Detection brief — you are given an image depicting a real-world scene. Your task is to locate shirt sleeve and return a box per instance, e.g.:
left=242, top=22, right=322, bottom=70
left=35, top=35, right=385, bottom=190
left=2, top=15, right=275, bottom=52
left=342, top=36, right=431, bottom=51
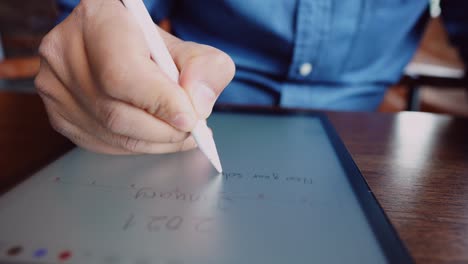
left=441, top=0, right=468, bottom=66
left=55, top=0, right=174, bottom=23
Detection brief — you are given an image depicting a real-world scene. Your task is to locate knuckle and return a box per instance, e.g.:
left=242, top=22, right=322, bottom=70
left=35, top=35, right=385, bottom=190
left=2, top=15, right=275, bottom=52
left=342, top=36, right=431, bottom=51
left=48, top=113, right=67, bottom=136
left=145, top=90, right=195, bottom=131
left=34, top=72, right=54, bottom=99
left=42, top=101, right=87, bottom=147
left=169, top=131, right=189, bottom=144
left=145, top=93, right=167, bottom=118
left=48, top=113, right=86, bottom=148
left=38, top=30, right=59, bottom=60
left=121, top=136, right=142, bottom=152
left=149, top=100, right=164, bottom=117
left=153, top=100, right=177, bottom=123
left=34, top=73, right=47, bottom=95
left=101, top=104, right=126, bottom=134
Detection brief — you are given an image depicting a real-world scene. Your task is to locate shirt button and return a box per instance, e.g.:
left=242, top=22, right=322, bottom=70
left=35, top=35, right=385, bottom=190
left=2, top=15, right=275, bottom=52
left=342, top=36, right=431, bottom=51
left=299, top=63, right=313, bottom=77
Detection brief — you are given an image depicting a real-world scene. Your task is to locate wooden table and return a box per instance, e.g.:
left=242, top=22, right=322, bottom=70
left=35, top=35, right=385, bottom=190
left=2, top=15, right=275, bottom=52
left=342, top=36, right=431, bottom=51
left=1, top=91, right=468, bottom=264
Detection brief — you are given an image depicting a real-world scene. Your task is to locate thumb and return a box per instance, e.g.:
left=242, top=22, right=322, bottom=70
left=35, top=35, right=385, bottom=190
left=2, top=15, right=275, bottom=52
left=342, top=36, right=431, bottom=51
left=160, top=31, right=236, bottom=119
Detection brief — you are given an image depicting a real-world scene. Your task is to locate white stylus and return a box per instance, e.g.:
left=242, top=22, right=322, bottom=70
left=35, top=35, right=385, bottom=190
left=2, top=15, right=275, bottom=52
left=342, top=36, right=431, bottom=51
left=122, top=0, right=223, bottom=173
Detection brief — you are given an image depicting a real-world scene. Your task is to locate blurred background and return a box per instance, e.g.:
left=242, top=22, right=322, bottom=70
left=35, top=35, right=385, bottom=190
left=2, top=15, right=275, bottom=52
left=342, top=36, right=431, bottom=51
left=0, top=0, right=467, bottom=116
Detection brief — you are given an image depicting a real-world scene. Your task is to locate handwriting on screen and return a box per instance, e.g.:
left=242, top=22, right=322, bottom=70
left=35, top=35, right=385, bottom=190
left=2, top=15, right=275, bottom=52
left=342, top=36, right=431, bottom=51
left=134, top=172, right=312, bottom=202
left=50, top=172, right=313, bottom=205
left=49, top=170, right=315, bottom=235
left=122, top=214, right=214, bottom=234
left=118, top=172, right=313, bottom=236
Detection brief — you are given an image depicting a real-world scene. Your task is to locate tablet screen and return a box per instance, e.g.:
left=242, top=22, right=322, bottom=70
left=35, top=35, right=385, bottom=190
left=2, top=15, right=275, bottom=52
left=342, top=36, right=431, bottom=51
left=0, top=111, right=409, bottom=263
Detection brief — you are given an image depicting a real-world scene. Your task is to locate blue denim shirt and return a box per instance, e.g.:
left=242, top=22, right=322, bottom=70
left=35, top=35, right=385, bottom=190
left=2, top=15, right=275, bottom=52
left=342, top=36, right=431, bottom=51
left=57, top=0, right=468, bottom=111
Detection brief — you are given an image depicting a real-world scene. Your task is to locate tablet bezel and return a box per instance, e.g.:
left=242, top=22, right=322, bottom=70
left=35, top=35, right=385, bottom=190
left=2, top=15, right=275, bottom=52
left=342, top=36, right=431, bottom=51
left=213, top=106, right=413, bottom=264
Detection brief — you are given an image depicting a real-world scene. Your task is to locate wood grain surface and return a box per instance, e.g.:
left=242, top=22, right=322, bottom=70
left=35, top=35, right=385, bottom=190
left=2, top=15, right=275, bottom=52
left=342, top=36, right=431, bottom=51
left=329, top=111, right=468, bottom=263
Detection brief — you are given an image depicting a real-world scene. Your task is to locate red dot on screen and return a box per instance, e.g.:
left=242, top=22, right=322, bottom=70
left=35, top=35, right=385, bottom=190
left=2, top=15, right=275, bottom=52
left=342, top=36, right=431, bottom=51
left=58, top=250, right=72, bottom=261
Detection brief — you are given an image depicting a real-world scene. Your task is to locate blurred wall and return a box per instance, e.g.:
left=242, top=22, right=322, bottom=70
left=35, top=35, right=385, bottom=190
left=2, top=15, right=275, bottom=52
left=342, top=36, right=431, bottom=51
left=0, top=0, right=57, bottom=57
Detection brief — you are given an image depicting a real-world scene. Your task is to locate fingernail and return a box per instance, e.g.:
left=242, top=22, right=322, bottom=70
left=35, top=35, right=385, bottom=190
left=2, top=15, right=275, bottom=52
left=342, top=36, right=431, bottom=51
left=193, top=82, right=216, bottom=118
left=172, top=112, right=195, bottom=131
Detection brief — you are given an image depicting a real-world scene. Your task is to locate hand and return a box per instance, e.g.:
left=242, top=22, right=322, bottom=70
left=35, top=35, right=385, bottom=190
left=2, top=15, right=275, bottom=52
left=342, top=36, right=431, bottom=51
left=35, top=0, right=235, bottom=154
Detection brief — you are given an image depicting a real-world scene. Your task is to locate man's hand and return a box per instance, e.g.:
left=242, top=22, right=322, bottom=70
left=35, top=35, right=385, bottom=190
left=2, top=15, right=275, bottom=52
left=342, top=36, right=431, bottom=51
left=35, top=0, right=235, bottom=154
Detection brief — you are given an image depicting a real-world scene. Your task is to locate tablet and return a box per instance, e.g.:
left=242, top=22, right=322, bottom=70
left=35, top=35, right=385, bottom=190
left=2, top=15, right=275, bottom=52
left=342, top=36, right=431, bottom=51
left=0, top=108, right=412, bottom=264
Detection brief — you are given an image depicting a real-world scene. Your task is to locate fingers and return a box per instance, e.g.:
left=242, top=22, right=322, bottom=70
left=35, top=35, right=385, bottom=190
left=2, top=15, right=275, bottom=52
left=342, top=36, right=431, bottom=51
left=160, top=30, right=236, bottom=119
left=43, top=103, right=133, bottom=155
left=36, top=59, right=196, bottom=154
left=45, top=100, right=197, bottom=154
left=96, top=99, right=190, bottom=143
left=43, top=91, right=198, bottom=154
left=92, top=58, right=197, bottom=132
left=36, top=0, right=232, bottom=156
left=38, top=0, right=113, bottom=115
left=81, top=1, right=197, bottom=132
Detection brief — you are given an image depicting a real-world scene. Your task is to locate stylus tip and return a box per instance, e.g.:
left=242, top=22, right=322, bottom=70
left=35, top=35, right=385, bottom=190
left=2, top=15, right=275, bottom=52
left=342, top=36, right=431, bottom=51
left=211, top=155, right=223, bottom=173
left=191, top=121, right=223, bottom=174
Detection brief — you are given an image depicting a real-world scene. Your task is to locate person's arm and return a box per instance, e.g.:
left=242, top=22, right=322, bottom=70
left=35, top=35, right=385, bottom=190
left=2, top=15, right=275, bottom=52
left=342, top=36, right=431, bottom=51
left=441, top=0, right=468, bottom=65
